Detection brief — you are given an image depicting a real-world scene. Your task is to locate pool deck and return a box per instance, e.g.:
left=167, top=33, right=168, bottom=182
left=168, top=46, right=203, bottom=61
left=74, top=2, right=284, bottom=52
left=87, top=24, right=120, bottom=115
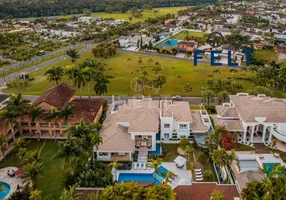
left=0, top=167, right=24, bottom=199
left=116, top=162, right=192, bottom=189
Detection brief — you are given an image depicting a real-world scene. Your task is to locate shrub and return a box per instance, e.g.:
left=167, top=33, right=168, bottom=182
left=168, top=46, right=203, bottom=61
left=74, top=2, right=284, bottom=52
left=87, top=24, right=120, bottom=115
left=179, top=138, right=190, bottom=150
left=203, top=170, right=214, bottom=181
left=221, top=133, right=235, bottom=150
left=198, top=154, right=209, bottom=165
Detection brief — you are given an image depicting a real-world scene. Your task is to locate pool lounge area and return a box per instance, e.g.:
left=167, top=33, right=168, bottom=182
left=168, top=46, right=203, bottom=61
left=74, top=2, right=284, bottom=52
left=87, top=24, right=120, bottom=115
left=159, top=39, right=178, bottom=47
left=116, top=162, right=192, bottom=188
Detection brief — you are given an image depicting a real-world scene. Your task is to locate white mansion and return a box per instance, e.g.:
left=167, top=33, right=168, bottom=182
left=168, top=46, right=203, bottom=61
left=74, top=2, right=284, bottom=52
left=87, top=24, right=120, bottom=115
left=215, top=93, right=286, bottom=145
left=96, top=98, right=211, bottom=162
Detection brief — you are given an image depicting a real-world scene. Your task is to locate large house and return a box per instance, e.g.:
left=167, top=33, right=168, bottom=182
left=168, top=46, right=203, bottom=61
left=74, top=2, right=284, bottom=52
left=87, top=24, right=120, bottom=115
left=0, top=83, right=104, bottom=154
left=118, top=35, right=153, bottom=49
left=175, top=40, right=198, bottom=54
left=96, top=98, right=211, bottom=162
left=215, top=93, right=286, bottom=146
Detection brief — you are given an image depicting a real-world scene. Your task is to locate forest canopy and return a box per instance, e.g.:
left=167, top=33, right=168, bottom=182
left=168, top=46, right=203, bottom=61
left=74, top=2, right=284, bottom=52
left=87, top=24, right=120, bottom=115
left=0, top=0, right=215, bottom=19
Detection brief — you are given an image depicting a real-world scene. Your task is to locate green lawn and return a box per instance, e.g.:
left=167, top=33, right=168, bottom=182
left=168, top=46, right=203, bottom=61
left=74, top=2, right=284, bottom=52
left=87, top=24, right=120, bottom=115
left=0, top=140, right=65, bottom=200
left=171, top=30, right=207, bottom=40
left=252, top=49, right=278, bottom=64
left=2, top=51, right=256, bottom=96
left=235, top=143, right=255, bottom=151
left=91, top=7, right=188, bottom=23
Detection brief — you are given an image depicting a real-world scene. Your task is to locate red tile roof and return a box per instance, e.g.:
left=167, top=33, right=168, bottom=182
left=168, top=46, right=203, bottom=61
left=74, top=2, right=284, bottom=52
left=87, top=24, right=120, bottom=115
left=33, top=83, right=76, bottom=109
left=68, top=99, right=104, bottom=123
left=174, top=183, right=240, bottom=200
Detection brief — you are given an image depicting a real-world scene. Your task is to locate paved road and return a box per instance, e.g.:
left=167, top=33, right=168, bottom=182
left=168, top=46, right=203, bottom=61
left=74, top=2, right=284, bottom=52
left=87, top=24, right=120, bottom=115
left=0, top=42, right=97, bottom=85
left=21, top=95, right=219, bottom=105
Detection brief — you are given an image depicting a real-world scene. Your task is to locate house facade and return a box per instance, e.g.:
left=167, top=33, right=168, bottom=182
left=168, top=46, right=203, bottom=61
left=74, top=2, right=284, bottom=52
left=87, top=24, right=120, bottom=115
left=215, top=93, right=286, bottom=145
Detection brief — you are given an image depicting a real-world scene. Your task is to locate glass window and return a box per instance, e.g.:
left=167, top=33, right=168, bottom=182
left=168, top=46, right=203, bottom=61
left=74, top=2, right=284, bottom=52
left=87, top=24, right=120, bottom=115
left=164, top=133, right=169, bottom=139
left=179, top=124, right=188, bottom=129
left=164, top=124, right=170, bottom=128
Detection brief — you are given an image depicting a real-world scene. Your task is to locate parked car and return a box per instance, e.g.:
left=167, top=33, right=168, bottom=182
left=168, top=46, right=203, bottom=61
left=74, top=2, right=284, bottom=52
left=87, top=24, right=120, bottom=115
left=172, top=95, right=182, bottom=100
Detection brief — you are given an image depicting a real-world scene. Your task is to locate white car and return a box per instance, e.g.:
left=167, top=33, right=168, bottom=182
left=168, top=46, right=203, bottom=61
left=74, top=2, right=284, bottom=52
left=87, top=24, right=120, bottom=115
left=172, top=95, right=182, bottom=100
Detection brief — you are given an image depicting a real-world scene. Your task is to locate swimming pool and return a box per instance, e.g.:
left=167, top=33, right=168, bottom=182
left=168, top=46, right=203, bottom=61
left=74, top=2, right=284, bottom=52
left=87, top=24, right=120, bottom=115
left=118, top=166, right=169, bottom=185
left=160, top=39, right=178, bottom=47
left=148, top=144, right=161, bottom=155
left=0, top=181, right=10, bottom=200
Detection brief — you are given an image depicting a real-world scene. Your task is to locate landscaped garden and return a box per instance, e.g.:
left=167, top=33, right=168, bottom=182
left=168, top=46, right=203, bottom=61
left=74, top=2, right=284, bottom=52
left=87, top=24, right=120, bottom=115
left=0, top=140, right=65, bottom=199
left=2, top=51, right=256, bottom=96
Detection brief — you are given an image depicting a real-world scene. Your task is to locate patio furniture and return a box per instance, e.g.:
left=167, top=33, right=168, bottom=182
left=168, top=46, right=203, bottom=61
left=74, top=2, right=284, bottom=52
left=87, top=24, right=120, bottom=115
left=141, top=142, right=147, bottom=147
left=258, top=154, right=264, bottom=159
left=141, top=163, right=145, bottom=170
left=195, top=172, right=202, bottom=175
left=195, top=175, right=202, bottom=178
left=138, top=163, right=142, bottom=170
left=134, top=163, right=138, bottom=170
left=274, top=153, right=280, bottom=157
left=195, top=169, right=202, bottom=172
left=196, top=178, right=203, bottom=182
left=147, top=142, right=152, bottom=148
left=174, top=156, right=187, bottom=168
left=143, top=163, right=147, bottom=170
left=7, top=169, right=15, bottom=177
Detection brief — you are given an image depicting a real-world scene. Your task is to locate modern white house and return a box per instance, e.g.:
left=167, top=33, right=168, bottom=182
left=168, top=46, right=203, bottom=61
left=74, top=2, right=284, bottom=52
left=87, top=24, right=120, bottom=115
left=160, top=101, right=211, bottom=143
left=215, top=93, right=286, bottom=145
left=118, top=35, right=153, bottom=49
left=96, top=98, right=212, bottom=162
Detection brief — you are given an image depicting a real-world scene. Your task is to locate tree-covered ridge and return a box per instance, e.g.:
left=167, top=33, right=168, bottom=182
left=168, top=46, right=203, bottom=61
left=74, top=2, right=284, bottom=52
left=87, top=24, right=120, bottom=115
left=0, top=0, right=215, bottom=19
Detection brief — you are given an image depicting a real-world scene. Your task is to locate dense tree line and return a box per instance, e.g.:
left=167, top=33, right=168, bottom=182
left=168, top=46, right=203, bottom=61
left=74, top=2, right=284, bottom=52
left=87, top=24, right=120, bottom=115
left=0, top=0, right=215, bottom=19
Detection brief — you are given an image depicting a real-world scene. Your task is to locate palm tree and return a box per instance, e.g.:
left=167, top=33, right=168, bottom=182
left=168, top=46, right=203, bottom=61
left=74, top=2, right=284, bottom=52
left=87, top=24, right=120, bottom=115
left=218, top=90, right=230, bottom=104
left=147, top=158, right=163, bottom=183
left=57, top=105, right=74, bottom=126
left=45, top=66, right=64, bottom=85
left=0, top=108, right=20, bottom=140
left=65, top=65, right=77, bottom=85
left=183, top=83, right=193, bottom=97
left=94, top=73, right=109, bottom=97
left=86, top=192, right=100, bottom=200
left=28, top=105, right=45, bottom=141
left=108, top=162, right=122, bottom=177
left=127, top=57, right=132, bottom=67
left=73, top=68, right=86, bottom=99
left=164, top=171, right=175, bottom=184
left=45, top=108, right=59, bottom=139
left=66, top=49, right=80, bottom=63
left=0, top=135, right=7, bottom=157
left=60, top=185, right=82, bottom=200
left=82, top=67, right=96, bottom=99
left=4, top=93, right=30, bottom=114
left=21, top=161, right=43, bottom=189
left=201, top=89, right=215, bottom=107
left=29, top=189, right=42, bottom=200
left=185, top=145, right=195, bottom=163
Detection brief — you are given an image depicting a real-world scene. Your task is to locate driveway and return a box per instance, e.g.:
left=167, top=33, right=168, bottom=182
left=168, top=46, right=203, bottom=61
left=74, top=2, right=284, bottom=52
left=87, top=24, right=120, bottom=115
left=176, top=53, right=186, bottom=58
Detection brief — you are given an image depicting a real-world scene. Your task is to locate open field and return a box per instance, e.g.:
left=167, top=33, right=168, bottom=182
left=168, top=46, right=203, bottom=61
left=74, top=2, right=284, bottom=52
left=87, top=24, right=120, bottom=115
left=0, top=140, right=65, bottom=199
left=252, top=49, right=278, bottom=64
left=92, top=7, right=188, bottom=23
left=171, top=30, right=207, bottom=40
left=2, top=51, right=257, bottom=96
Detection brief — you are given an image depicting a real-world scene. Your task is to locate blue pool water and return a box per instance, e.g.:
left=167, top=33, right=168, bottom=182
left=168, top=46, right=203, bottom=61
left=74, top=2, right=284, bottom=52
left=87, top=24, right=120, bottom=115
left=160, top=39, right=178, bottom=47
left=118, top=166, right=169, bottom=185
left=148, top=144, right=161, bottom=155
left=0, top=181, right=10, bottom=200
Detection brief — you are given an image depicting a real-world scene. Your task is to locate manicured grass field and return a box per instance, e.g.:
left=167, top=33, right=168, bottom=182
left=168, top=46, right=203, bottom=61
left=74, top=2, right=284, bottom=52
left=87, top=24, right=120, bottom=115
left=252, top=49, right=278, bottom=64
left=171, top=30, right=207, bottom=40
left=91, top=7, right=188, bottom=23
left=0, top=140, right=65, bottom=200
left=2, top=51, right=255, bottom=96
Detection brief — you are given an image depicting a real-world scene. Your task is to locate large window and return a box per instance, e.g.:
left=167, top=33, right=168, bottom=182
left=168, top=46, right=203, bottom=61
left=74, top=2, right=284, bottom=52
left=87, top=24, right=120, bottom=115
left=164, top=133, right=169, bottom=139
left=164, top=124, right=170, bottom=128
left=179, top=124, right=188, bottom=129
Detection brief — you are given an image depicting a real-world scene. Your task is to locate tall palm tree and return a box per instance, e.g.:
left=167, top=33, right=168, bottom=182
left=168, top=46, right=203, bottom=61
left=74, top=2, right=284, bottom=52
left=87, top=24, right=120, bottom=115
left=94, top=73, right=109, bottom=97
left=185, top=145, right=195, bottom=163
left=0, top=135, right=7, bottom=157
left=201, top=89, right=215, bottom=107
left=66, top=49, right=80, bottom=63
left=82, top=67, right=97, bottom=99
left=4, top=93, right=31, bottom=115
left=28, top=105, right=45, bottom=141
left=147, top=158, right=163, bottom=183
left=57, top=105, right=74, bottom=126
left=45, top=66, right=64, bottom=85
left=164, top=171, right=175, bottom=184
left=65, top=65, right=77, bottom=85
left=73, top=68, right=86, bottom=99
left=218, top=90, right=230, bottom=104
left=211, top=189, right=224, bottom=200
left=0, top=108, right=20, bottom=140
left=21, top=161, right=43, bottom=189
left=183, top=83, right=193, bottom=97
left=45, top=108, right=59, bottom=139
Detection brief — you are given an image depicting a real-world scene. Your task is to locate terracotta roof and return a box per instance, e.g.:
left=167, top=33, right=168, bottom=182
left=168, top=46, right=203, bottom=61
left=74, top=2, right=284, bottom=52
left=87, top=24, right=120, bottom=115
left=216, top=105, right=239, bottom=118
left=33, top=83, right=76, bottom=109
left=174, top=183, right=240, bottom=200
left=68, top=99, right=104, bottom=123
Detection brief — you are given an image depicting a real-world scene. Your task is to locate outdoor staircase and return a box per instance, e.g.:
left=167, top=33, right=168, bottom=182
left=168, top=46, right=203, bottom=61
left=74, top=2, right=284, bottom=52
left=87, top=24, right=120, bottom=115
left=138, top=151, right=148, bottom=162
